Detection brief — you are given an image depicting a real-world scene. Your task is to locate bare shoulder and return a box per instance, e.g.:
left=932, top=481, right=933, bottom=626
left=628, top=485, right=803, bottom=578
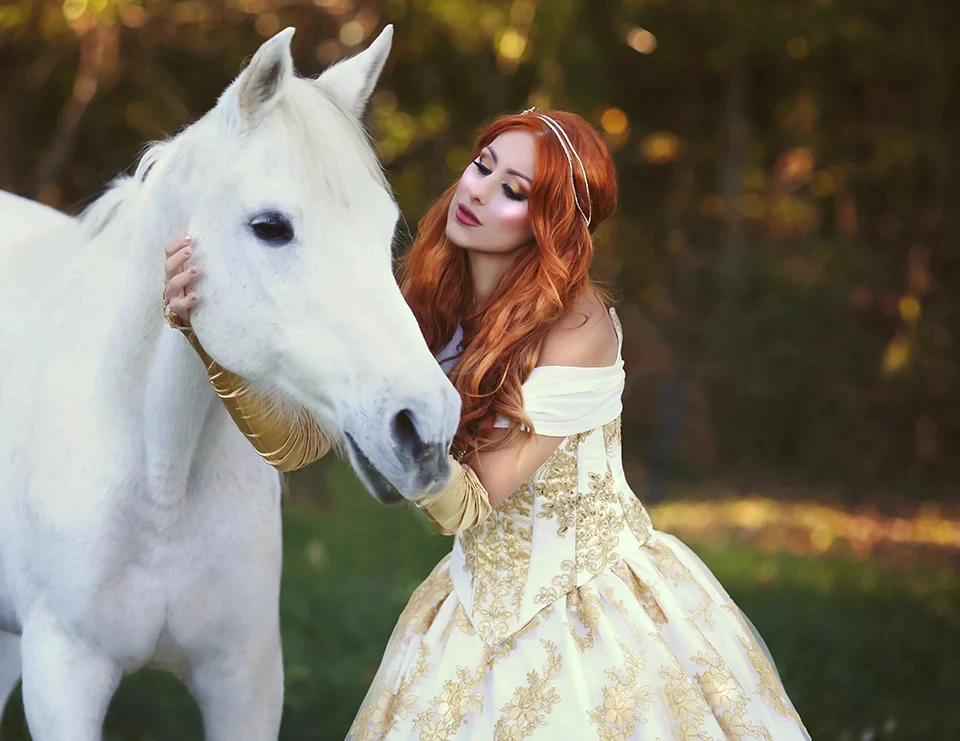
left=537, top=293, right=619, bottom=369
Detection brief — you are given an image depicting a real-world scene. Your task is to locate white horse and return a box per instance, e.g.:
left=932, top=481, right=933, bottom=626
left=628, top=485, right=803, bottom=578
left=0, top=25, right=460, bottom=740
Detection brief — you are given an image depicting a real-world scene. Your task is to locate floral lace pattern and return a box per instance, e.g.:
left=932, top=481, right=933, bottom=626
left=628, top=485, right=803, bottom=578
left=451, top=424, right=654, bottom=646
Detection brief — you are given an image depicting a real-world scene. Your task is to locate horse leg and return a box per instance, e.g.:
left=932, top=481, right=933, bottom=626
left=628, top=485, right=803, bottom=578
left=188, top=629, right=284, bottom=741
left=19, top=615, right=120, bottom=741
left=0, top=631, right=22, bottom=734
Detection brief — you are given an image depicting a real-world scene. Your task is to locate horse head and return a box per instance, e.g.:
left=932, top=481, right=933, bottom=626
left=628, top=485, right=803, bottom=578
left=137, top=27, right=460, bottom=503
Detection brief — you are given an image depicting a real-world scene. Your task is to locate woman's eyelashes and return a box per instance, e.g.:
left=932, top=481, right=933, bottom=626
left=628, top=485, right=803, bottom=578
left=503, top=185, right=527, bottom=202
left=472, top=159, right=529, bottom=202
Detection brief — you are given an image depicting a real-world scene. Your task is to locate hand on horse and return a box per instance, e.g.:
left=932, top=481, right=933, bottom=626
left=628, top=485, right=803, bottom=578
left=163, top=234, right=199, bottom=326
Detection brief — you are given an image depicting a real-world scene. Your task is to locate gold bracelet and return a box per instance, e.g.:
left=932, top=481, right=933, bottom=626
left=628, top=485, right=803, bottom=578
left=162, top=281, right=188, bottom=330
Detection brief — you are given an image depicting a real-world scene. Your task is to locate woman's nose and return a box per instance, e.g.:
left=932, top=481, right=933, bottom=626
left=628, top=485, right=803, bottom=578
left=468, top=178, right=492, bottom=204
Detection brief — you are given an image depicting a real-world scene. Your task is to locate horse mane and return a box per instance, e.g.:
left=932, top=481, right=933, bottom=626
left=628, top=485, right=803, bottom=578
left=76, top=176, right=136, bottom=240
left=77, top=139, right=173, bottom=241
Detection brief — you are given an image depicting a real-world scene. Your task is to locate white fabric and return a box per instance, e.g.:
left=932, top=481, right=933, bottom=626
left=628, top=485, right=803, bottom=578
left=434, top=322, right=464, bottom=374
left=433, top=309, right=626, bottom=436
left=493, top=307, right=625, bottom=436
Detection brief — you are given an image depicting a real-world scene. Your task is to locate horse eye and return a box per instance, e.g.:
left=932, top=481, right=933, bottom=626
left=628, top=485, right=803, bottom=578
left=249, top=212, right=294, bottom=245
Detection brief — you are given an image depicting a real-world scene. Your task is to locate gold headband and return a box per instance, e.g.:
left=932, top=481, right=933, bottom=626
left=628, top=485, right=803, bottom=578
left=522, top=107, right=592, bottom=226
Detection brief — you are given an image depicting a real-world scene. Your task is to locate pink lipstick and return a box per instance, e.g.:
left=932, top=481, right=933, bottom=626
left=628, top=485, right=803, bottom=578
left=455, top=204, right=482, bottom=227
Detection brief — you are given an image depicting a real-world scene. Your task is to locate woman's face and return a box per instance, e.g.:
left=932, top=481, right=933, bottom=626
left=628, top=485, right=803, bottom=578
left=445, top=129, right=535, bottom=253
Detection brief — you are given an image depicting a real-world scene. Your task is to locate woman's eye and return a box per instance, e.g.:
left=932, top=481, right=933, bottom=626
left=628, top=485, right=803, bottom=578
left=473, top=159, right=492, bottom=176
left=503, top=185, right=527, bottom=202
left=249, top=212, right=295, bottom=245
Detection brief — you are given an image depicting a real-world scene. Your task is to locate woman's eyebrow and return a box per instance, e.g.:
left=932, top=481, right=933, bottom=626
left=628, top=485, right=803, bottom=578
left=487, top=146, right=532, bottom=182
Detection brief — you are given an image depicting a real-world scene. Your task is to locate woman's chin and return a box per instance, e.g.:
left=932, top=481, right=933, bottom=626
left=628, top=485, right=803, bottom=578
left=445, top=222, right=470, bottom=248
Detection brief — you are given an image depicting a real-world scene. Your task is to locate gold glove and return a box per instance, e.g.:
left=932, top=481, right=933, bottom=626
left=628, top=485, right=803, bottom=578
left=415, top=458, right=492, bottom=535
left=163, top=294, right=332, bottom=472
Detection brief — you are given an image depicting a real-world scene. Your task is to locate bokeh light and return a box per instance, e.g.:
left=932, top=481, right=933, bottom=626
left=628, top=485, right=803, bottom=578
left=339, top=19, right=365, bottom=46
left=640, top=131, right=682, bottom=164
left=627, top=27, right=657, bottom=54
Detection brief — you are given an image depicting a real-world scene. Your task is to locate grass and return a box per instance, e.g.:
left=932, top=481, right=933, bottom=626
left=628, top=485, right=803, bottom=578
left=2, top=460, right=958, bottom=740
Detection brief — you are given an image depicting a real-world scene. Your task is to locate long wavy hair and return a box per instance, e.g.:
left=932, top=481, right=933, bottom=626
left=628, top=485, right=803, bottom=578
left=399, top=110, right=618, bottom=456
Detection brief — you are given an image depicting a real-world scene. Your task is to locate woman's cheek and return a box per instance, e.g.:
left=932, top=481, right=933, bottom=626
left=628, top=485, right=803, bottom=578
left=492, top=202, right=530, bottom=234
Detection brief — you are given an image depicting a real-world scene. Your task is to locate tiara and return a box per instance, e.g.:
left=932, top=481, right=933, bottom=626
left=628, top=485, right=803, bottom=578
left=521, top=106, right=592, bottom=226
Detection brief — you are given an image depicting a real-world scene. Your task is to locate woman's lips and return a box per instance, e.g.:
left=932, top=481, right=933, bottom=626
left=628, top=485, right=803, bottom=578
left=456, top=204, right=482, bottom=227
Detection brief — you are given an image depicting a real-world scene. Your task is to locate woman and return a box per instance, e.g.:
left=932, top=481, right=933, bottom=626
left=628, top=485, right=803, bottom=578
left=163, top=109, right=809, bottom=740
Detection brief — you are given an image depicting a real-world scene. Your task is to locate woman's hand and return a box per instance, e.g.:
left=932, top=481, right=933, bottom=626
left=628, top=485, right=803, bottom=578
left=163, top=234, right=199, bottom=326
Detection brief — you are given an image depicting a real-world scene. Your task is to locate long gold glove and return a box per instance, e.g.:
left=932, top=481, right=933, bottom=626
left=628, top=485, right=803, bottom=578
left=163, top=298, right=332, bottom=472
left=415, top=458, right=492, bottom=535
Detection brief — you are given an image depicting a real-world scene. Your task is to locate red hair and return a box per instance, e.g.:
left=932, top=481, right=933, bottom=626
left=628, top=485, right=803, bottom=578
left=399, top=110, right=618, bottom=456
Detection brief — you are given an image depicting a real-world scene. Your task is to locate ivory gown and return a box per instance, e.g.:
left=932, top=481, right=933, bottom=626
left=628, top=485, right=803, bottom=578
left=347, top=309, right=809, bottom=741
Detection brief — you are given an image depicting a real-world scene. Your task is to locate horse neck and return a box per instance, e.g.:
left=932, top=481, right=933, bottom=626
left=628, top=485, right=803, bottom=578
left=94, top=206, right=234, bottom=502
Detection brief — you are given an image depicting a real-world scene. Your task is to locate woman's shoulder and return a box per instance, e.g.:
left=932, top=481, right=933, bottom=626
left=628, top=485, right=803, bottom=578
left=536, top=293, right=619, bottom=369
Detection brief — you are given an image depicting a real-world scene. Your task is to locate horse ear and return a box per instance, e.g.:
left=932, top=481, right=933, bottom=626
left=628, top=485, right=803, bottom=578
left=223, top=27, right=295, bottom=128
left=315, top=25, right=393, bottom=118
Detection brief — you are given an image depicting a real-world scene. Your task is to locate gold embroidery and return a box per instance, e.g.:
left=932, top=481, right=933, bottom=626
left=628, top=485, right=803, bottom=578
left=602, top=415, right=622, bottom=456
left=484, top=605, right=553, bottom=669
left=412, top=662, right=484, bottom=740
left=566, top=586, right=602, bottom=652
left=647, top=632, right=712, bottom=736
left=577, top=466, right=625, bottom=578
left=458, top=482, right=534, bottom=645
left=647, top=540, right=702, bottom=589
left=396, top=558, right=453, bottom=636
left=385, top=556, right=453, bottom=665
left=569, top=429, right=595, bottom=446
left=494, top=639, right=563, bottom=741
left=686, top=598, right=717, bottom=632
left=619, top=485, right=653, bottom=544
left=587, top=639, right=657, bottom=740
left=610, top=561, right=668, bottom=625
left=535, top=436, right=581, bottom=536
left=452, top=604, right=476, bottom=636
left=349, top=642, right=432, bottom=741
left=723, top=605, right=806, bottom=728
left=440, top=602, right=477, bottom=644
left=692, top=650, right=772, bottom=740
left=533, top=558, right=576, bottom=606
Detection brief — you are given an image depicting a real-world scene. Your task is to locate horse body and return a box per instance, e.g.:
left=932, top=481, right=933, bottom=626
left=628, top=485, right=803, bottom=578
left=0, top=26, right=459, bottom=740
left=1, top=192, right=287, bottom=740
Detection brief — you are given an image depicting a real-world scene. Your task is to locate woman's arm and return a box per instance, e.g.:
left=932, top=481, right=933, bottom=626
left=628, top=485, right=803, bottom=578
left=463, top=430, right=565, bottom=508
left=163, top=235, right=332, bottom=471
left=466, top=295, right=620, bottom=508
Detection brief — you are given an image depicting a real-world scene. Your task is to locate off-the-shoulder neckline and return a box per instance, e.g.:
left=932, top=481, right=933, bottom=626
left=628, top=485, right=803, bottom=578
left=529, top=307, right=623, bottom=373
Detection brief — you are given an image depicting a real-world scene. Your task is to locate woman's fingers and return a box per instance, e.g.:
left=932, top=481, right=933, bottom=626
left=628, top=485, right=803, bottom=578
left=168, top=293, right=197, bottom=322
left=167, top=264, right=199, bottom=293
left=165, top=233, right=191, bottom=257
left=165, top=242, right=193, bottom=282
left=163, top=234, right=198, bottom=325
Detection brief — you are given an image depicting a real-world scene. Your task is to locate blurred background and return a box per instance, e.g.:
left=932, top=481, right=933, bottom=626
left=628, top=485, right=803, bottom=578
left=2, top=0, right=958, bottom=739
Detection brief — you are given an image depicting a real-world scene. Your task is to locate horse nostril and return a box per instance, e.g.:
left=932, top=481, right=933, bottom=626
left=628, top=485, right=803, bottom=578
left=391, top=408, right=427, bottom=463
